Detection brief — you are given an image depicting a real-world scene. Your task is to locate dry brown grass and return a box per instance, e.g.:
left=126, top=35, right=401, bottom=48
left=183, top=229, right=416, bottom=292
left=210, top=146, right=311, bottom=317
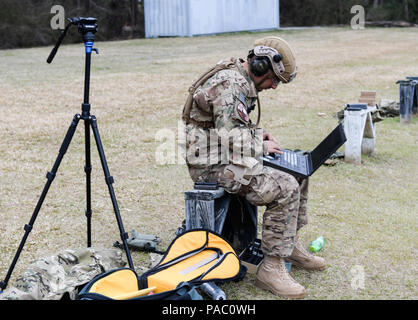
left=0, top=27, right=417, bottom=300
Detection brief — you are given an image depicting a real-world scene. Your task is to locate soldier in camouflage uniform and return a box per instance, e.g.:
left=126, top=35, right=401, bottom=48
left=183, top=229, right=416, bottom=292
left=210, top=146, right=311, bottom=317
left=182, top=36, right=325, bottom=299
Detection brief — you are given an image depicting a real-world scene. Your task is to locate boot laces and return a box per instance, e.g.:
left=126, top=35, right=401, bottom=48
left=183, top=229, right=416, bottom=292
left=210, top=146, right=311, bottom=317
left=262, top=257, right=301, bottom=286
left=277, top=259, right=298, bottom=284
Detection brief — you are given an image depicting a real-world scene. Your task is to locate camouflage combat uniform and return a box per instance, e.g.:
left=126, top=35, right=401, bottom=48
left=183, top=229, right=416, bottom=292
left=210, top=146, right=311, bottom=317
left=183, top=58, right=309, bottom=258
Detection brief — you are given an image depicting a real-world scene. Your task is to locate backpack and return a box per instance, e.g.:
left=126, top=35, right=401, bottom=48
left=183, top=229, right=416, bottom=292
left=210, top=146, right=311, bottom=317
left=77, top=229, right=246, bottom=300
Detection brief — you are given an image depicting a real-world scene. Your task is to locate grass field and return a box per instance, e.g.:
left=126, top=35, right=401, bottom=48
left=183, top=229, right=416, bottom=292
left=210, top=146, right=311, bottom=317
left=0, top=27, right=417, bottom=300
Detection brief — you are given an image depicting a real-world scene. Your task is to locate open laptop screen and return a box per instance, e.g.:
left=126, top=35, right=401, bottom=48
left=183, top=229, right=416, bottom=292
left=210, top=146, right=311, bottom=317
left=310, top=124, right=346, bottom=172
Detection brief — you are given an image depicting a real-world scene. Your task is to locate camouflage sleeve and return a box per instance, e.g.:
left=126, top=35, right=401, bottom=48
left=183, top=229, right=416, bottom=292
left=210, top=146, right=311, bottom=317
left=210, top=71, right=263, bottom=167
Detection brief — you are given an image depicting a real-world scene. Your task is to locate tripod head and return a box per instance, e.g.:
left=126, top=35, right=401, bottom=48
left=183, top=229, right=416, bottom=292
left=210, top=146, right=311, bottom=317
left=46, top=16, right=99, bottom=111
left=47, top=17, right=98, bottom=64
left=71, top=17, right=98, bottom=41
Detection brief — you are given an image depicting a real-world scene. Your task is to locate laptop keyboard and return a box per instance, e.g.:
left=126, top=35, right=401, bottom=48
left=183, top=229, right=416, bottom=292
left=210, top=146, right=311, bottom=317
left=262, top=124, right=346, bottom=178
left=265, top=150, right=307, bottom=171
left=282, top=151, right=298, bottom=167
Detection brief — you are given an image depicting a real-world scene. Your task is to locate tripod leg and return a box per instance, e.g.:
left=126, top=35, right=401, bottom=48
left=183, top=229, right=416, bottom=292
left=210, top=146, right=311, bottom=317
left=83, top=114, right=92, bottom=247
left=90, top=115, right=134, bottom=269
left=0, top=114, right=81, bottom=291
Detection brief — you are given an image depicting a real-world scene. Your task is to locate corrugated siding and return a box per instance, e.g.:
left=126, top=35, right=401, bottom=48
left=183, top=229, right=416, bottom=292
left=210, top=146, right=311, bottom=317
left=144, top=0, right=191, bottom=38
left=144, top=0, right=279, bottom=38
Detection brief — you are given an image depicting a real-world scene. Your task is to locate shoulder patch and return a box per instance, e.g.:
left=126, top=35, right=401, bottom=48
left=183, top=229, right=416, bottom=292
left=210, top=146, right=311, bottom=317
left=238, top=92, right=247, bottom=108
left=237, top=103, right=249, bottom=122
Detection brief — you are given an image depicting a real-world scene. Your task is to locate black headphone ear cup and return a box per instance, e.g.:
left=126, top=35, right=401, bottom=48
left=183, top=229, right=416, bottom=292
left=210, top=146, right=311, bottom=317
left=273, top=53, right=283, bottom=63
left=251, top=57, right=270, bottom=76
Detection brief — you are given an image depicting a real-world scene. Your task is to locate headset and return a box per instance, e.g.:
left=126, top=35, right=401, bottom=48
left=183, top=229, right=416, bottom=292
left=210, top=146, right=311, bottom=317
left=248, top=47, right=283, bottom=77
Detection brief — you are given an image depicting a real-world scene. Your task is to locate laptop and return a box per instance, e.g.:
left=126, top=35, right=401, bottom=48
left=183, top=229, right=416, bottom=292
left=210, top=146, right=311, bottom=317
left=262, top=123, right=347, bottom=178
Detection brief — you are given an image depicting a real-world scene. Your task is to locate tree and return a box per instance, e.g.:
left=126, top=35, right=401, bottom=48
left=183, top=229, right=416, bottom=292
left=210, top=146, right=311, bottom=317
left=403, top=0, right=409, bottom=21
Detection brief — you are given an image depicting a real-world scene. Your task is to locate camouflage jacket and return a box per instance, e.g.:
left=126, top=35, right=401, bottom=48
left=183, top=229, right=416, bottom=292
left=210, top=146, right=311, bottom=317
left=183, top=58, right=267, bottom=182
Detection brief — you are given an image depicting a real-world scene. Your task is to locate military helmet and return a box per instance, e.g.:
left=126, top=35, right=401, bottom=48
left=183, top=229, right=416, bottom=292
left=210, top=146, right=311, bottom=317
left=253, top=36, right=297, bottom=83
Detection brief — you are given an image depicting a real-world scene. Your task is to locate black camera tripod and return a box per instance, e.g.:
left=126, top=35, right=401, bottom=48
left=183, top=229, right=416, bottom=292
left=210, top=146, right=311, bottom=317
left=0, top=17, right=134, bottom=291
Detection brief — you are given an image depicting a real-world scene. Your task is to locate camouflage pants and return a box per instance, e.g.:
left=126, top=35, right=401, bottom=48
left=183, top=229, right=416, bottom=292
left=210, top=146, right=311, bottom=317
left=242, top=166, right=308, bottom=258
left=189, top=165, right=309, bottom=258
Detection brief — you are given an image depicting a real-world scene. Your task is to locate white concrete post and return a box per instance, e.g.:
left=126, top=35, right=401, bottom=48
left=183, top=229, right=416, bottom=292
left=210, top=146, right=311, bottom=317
left=343, top=106, right=376, bottom=165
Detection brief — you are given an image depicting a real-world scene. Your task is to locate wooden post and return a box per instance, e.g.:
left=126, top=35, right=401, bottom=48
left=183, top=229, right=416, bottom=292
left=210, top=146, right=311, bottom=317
left=359, top=90, right=376, bottom=106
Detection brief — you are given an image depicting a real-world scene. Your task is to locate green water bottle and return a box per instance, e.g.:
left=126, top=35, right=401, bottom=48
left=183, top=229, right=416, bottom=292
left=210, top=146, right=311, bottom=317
left=309, top=236, right=325, bottom=252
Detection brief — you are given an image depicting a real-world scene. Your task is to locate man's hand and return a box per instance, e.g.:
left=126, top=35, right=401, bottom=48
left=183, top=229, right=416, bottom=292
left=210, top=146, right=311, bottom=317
left=263, top=132, right=278, bottom=143
left=265, top=140, right=283, bottom=155
left=263, top=132, right=282, bottom=154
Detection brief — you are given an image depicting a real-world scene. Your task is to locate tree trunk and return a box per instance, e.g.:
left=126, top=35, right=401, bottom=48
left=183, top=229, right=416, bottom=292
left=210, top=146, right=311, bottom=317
left=131, top=0, right=139, bottom=27
left=85, top=0, right=90, bottom=14
left=338, top=0, right=343, bottom=25
left=403, top=0, right=409, bottom=21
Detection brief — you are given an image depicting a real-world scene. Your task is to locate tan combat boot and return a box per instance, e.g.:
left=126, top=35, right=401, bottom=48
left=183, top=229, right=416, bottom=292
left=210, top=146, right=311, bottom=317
left=286, top=237, right=326, bottom=271
left=255, top=256, right=306, bottom=299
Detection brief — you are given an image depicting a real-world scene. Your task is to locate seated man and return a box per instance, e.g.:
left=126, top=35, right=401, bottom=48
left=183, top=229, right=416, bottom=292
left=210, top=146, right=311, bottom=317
left=181, top=36, right=325, bottom=299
